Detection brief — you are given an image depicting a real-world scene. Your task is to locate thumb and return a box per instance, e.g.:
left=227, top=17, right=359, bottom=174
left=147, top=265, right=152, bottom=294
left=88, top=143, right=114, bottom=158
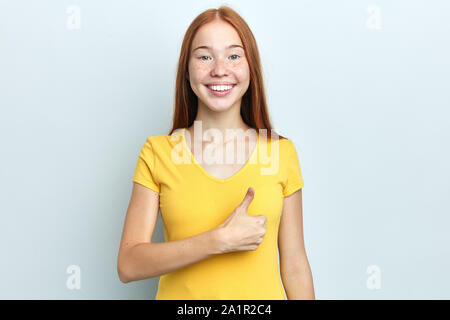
left=239, top=187, right=254, bottom=212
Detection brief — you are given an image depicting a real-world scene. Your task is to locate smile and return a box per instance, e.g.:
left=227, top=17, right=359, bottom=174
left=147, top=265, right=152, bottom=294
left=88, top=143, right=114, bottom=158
left=205, top=84, right=235, bottom=97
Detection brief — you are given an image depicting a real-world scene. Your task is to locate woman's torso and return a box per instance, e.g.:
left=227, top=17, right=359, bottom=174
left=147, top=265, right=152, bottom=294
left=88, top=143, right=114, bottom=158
left=134, top=127, right=297, bottom=300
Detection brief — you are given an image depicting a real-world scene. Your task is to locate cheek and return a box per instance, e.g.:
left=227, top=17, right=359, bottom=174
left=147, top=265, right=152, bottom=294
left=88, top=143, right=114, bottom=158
left=230, top=58, right=250, bottom=81
left=190, top=64, right=210, bottom=81
left=189, top=65, right=207, bottom=96
left=234, top=64, right=250, bottom=84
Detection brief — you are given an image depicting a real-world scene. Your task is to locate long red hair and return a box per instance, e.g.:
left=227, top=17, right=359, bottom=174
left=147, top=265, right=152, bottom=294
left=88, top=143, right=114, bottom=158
left=168, top=5, right=286, bottom=141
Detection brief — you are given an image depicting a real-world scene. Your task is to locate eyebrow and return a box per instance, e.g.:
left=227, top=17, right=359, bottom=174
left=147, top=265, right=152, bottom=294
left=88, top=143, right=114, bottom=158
left=192, top=44, right=244, bottom=52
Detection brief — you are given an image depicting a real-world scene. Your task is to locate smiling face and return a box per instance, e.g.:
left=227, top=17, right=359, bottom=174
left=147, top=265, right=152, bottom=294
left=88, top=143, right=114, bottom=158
left=187, top=19, right=250, bottom=113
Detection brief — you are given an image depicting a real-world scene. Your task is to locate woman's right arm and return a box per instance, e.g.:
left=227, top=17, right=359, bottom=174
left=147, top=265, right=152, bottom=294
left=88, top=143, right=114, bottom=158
left=117, top=182, right=224, bottom=283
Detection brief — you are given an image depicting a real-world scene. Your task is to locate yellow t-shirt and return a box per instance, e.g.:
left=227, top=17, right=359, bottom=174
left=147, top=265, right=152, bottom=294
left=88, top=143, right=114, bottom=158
left=132, top=128, right=304, bottom=300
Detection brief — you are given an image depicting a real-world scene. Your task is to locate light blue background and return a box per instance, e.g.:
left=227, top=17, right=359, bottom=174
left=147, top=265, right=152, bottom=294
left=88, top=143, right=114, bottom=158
left=1, top=0, right=449, bottom=299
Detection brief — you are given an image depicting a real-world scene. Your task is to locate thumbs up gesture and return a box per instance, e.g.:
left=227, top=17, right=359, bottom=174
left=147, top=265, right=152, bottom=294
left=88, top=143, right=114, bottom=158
left=215, top=187, right=267, bottom=253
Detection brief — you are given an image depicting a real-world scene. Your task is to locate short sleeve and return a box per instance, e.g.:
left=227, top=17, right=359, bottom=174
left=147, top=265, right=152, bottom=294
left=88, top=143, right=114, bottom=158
left=132, top=138, right=160, bottom=193
left=282, top=139, right=304, bottom=197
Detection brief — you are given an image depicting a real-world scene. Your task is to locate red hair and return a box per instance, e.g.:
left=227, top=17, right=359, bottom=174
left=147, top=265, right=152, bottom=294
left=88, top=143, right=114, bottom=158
left=168, top=5, right=286, bottom=141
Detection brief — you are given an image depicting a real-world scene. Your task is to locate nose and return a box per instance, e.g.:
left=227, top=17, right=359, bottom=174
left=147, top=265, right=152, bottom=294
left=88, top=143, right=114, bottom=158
left=211, top=57, right=228, bottom=77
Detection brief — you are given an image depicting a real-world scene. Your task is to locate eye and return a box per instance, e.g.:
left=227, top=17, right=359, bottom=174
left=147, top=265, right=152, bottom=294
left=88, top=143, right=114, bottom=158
left=199, top=56, right=211, bottom=61
left=229, top=54, right=240, bottom=60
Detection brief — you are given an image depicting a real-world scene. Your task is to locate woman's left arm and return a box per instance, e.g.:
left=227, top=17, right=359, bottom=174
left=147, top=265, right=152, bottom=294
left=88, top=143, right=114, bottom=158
left=278, top=188, right=315, bottom=300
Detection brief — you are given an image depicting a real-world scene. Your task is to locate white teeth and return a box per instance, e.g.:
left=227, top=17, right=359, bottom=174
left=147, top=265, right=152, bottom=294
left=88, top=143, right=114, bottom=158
left=208, top=85, right=233, bottom=91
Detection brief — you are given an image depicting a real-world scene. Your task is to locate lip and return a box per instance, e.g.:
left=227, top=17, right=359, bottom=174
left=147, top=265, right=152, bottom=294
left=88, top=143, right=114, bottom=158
left=206, top=82, right=236, bottom=85
left=205, top=84, right=236, bottom=97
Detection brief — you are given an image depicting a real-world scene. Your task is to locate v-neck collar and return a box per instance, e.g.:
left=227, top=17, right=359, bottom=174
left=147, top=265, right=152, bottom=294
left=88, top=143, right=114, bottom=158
left=180, top=127, right=259, bottom=183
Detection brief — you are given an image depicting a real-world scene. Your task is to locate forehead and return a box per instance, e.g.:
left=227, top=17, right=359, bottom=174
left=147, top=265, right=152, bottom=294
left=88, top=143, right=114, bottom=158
left=191, top=20, right=243, bottom=49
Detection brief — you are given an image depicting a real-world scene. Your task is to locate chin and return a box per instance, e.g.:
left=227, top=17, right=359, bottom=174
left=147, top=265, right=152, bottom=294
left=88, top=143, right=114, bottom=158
left=205, top=102, right=234, bottom=112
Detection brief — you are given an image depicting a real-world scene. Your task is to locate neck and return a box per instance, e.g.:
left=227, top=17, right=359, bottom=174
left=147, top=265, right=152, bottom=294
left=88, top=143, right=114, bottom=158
left=187, top=99, right=253, bottom=141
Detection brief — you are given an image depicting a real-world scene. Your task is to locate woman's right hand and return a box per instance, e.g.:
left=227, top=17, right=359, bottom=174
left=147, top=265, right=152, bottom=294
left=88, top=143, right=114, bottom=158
left=215, top=187, right=267, bottom=253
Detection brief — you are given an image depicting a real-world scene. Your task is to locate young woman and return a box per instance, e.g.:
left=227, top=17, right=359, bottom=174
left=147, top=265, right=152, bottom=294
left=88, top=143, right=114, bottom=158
left=117, top=6, right=315, bottom=300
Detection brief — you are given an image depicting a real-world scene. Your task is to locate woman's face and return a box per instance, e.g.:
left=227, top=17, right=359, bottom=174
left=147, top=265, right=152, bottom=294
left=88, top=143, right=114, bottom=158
left=188, top=19, right=250, bottom=113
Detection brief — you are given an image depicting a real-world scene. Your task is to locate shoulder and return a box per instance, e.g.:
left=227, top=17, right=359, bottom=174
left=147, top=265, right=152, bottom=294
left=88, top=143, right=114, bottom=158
left=141, top=132, right=175, bottom=147
left=140, top=132, right=182, bottom=158
left=277, top=136, right=296, bottom=154
left=258, top=132, right=294, bottom=153
left=276, top=137, right=300, bottom=167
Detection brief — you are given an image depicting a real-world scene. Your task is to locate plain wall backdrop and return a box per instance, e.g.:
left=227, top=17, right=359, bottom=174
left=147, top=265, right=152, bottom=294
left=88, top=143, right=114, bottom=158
left=0, top=0, right=449, bottom=299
